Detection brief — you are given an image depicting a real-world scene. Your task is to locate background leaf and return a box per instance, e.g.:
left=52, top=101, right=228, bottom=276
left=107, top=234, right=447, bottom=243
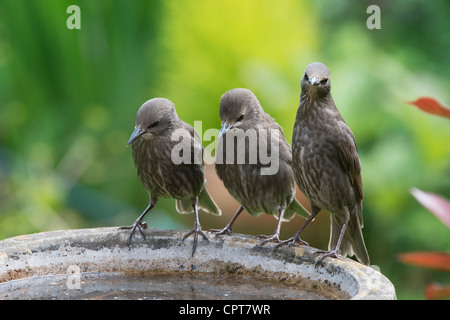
left=425, top=283, right=450, bottom=300
left=406, top=97, right=450, bottom=119
left=397, top=252, right=450, bottom=272
left=410, top=188, right=450, bottom=229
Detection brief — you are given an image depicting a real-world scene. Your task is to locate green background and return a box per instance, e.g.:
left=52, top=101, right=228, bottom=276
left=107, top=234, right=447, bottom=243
left=0, top=0, right=449, bottom=299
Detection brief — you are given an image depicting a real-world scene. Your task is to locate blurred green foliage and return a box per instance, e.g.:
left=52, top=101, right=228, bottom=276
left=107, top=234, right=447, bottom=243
left=0, top=0, right=449, bottom=299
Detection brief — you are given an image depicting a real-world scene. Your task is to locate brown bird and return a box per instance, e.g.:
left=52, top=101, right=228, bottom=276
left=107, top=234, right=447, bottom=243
left=276, top=62, right=370, bottom=266
left=211, top=88, right=309, bottom=244
left=119, top=98, right=221, bottom=256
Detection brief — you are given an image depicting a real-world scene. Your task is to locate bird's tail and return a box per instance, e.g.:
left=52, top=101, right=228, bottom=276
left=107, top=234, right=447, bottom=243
left=329, top=207, right=370, bottom=265
left=176, top=188, right=222, bottom=216
left=283, top=198, right=310, bottom=221
left=197, top=187, right=222, bottom=215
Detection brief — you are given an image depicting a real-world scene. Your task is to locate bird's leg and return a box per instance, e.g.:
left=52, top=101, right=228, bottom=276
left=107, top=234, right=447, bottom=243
left=273, top=205, right=320, bottom=251
left=182, top=198, right=209, bottom=256
left=314, top=222, right=347, bottom=267
left=273, top=218, right=310, bottom=250
left=257, top=208, right=285, bottom=246
left=209, top=206, right=243, bottom=236
left=118, top=202, right=155, bottom=245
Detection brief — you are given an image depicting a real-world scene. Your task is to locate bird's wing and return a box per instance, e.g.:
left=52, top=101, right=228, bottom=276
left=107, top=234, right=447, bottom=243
left=264, top=116, right=293, bottom=165
left=179, top=122, right=221, bottom=216
left=180, top=121, right=205, bottom=166
left=337, top=124, right=363, bottom=219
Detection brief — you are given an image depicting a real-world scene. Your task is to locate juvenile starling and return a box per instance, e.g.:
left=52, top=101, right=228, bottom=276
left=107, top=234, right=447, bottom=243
left=210, top=88, right=309, bottom=244
left=276, top=62, right=370, bottom=265
left=119, top=98, right=221, bottom=256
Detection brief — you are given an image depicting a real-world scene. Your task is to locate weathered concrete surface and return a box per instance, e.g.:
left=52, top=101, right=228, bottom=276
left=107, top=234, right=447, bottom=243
left=0, top=227, right=396, bottom=300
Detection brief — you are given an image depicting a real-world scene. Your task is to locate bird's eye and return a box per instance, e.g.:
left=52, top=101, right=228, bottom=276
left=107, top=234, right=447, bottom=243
left=304, top=73, right=309, bottom=81
left=320, top=79, right=328, bottom=85
left=147, top=121, right=160, bottom=129
left=236, top=115, right=244, bottom=122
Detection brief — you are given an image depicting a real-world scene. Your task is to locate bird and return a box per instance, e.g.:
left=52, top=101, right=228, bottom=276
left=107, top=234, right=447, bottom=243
left=119, top=98, right=221, bottom=256
left=275, top=62, right=370, bottom=266
left=210, top=88, right=309, bottom=245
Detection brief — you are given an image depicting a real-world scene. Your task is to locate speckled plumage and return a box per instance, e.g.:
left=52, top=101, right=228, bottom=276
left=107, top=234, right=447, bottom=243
left=119, top=98, right=221, bottom=256
left=212, top=88, right=309, bottom=244
left=280, top=62, right=369, bottom=265
left=131, top=111, right=204, bottom=203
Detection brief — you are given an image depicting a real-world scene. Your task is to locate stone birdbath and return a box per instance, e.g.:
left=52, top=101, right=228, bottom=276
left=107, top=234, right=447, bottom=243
left=0, top=227, right=396, bottom=300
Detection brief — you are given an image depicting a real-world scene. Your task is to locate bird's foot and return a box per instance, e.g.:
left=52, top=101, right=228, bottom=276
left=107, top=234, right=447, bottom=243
left=118, top=220, right=148, bottom=245
left=273, top=236, right=309, bottom=252
left=314, top=248, right=341, bottom=267
left=183, top=223, right=209, bottom=256
left=209, top=226, right=232, bottom=236
left=256, top=233, right=281, bottom=247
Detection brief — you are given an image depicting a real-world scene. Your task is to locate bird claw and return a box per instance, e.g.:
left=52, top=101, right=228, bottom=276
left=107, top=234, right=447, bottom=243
left=256, top=233, right=281, bottom=247
left=183, top=223, right=209, bottom=256
left=209, top=227, right=232, bottom=237
left=314, top=249, right=341, bottom=267
left=118, top=221, right=148, bottom=245
left=273, top=236, right=309, bottom=252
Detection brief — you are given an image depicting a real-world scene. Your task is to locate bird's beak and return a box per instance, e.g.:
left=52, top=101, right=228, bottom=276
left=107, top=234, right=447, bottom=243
left=309, top=76, right=320, bottom=86
left=127, top=125, right=145, bottom=145
left=218, top=122, right=231, bottom=139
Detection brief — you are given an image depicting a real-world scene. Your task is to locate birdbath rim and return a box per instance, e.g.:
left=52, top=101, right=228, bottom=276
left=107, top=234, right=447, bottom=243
left=0, top=227, right=396, bottom=300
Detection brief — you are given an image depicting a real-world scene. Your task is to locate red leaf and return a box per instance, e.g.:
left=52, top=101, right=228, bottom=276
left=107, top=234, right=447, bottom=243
left=410, top=188, right=450, bottom=229
left=397, top=252, right=450, bottom=272
left=406, top=97, right=450, bottom=119
left=425, top=283, right=450, bottom=300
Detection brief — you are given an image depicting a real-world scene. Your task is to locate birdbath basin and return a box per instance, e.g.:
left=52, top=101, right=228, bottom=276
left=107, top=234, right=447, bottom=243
left=0, top=227, right=395, bottom=300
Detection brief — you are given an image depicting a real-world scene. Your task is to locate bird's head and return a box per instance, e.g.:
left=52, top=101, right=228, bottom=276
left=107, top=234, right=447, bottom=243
left=127, top=98, right=178, bottom=145
left=301, top=62, right=331, bottom=98
left=218, top=88, right=261, bottom=139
